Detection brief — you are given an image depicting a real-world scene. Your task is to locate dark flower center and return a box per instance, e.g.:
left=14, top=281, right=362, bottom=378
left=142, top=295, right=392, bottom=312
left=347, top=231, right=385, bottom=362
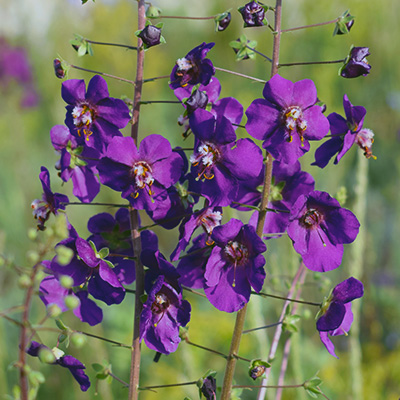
left=151, top=292, right=170, bottom=314
left=282, top=106, right=307, bottom=145
left=198, top=208, right=222, bottom=245
left=356, top=128, right=376, bottom=159
left=72, top=103, right=95, bottom=140
left=175, top=57, right=199, bottom=87
left=301, top=208, right=323, bottom=228
left=224, top=241, right=249, bottom=287
left=131, top=161, right=154, bottom=198
left=190, top=142, right=221, bottom=180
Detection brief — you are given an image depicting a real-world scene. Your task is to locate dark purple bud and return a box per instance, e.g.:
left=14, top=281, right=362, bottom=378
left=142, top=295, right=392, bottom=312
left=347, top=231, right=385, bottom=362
left=239, top=1, right=265, bottom=27
left=216, top=12, right=231, bottom=32
left=185, top=90, right=208, bottom=114
left=201, top=375, right=217, bottom=400
left=53, top=58, right=67, bottom=79
left=138, top=25, right=162, bottom=48
left=340, top=47, right=371, bottom=78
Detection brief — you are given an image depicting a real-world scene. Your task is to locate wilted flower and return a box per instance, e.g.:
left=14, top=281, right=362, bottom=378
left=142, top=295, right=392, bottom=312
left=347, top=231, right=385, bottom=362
left=138, top=24, right=162, bottom=48
left=317, top=277, right=364, bottom=357
left=340, top=46, right=371, bottom=78
left=215, top=12, right=231, bottom=32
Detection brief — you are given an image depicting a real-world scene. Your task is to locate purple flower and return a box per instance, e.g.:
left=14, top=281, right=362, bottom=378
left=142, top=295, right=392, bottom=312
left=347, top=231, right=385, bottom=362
left=62, top=75, right=131, bottom=152
left=26, top=341, right=90, bottom=391
left=287, top=191, right=360, bottom=272
left=176, top=234, right=211, bottom=289
left=39, top=276, right=103, bottom=326
left=189, top=109, right=263, bottom=206
left=246, top=74, right=330, bottom=164
left=204, top=219, right=266, bottom=312
left=51, top=124, right=100, bottom=203
left=239, top=1, right=266, bottom=27
left=171, top=206, right=222, bottom=261
left=249, top=161, right=315, bottom=237
left=169, top=42, right=215, bottom=90
left=340, top=47, right=371, bottom=78
left=317, top=277, right=364, bottom=357
left=313, top=95, right=368, bottom=168
left=50, top=231, right=125, bottom=306
left=97, top=135, right=184, bottom=211
left=201, top=375, right=217, bottom=399
left=140, top=276, right=191, bottom=354
left=31, top=167, right=69, bottom=230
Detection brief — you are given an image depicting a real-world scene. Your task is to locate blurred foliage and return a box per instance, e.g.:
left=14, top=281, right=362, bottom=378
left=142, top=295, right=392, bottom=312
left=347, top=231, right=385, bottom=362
left=0, top=0, right=399, bottom=399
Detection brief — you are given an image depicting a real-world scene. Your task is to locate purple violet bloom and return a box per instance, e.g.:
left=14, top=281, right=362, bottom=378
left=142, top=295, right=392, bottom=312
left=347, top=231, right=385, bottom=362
left=169, top=42, right=215, bottom=90
left=340, top=47, right=371, bottom=78
left=313, top=95, right=374, bottom=168
left=287, top=191, right=360, bottom=272
left=248, top=161, right=315, bottom=238
left=51, top=124, right=100, bottom=203
left=62, top=75, right=131, bottom=153
left=39, top=276, right=103, bottom=326
left=97, top=135, right=184, bottom=211
left=317, top=277, right=364, bottom=357
left=171, top=206, right=222, bottom=261
left=50, top=231, right=125, bottom=306
left=174, top=77, right=244, bottom=128
left=177, top=234, right=211, bottom=289
left=246, top=74, right=330, bottom=164
left=239, top=1, right=266, bottom=27
left=189, top=109, right=263, bottom=206
left=31, top=167, right=69, bottom=230
left=204, top=219, right=266, bottom=313
left=26, top=341, right=90, bottom=391
left=140, top=276, right=191, bottom=354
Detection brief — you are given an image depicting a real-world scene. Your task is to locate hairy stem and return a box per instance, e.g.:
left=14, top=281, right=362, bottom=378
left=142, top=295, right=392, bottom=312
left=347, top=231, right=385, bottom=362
left=128, top=1, right=146, bottom=399
left=220, top=3, right=282, bottom=398
left=275, top=270, right=307, bottom=400
left=257, top=264, right=306, bottom=400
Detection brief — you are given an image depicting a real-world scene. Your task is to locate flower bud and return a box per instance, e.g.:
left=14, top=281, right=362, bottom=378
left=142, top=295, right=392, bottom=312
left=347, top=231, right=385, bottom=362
left=47, top=304, right=63, bottom=318
left=200, top=375, right=217, bottom=400
left=215, top=12, right=231, bottom=32
left=138, top=25, right=162, bottom=48
left=238, top=1, right=266, bottom=27
left=334, top=11, right=355, bottom=36
left=60, top=275, right=74, bottom=289
left=65, top=295, right=80, bottom=310
left=70, top=332, right=87, bottom=348
left=39, top=348, right=56, bottom=364
left=53, top=58, right=68, bottom=79
left=18, top=274, right=32, bottom=289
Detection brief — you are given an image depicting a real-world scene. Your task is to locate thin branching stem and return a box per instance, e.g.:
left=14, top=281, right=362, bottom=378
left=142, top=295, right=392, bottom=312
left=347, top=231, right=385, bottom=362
left=245, top=44, right=273, bottom=62
left=214, top=66, right=266, bottom=83
left=84, top=38, right=138, bottom=50
left=279, top=58, right=345, bottom=68
left=252, top=290, right=321, bottom=307
left=69, top=64, right=136, bottom=85
left=280, top=18, right=339, bottom=33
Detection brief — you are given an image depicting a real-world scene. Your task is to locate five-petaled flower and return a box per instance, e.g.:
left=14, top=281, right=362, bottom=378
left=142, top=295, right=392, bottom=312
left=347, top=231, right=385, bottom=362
left=287, top=191, right=360, bottom=272
left=317, top=277, right=364, bottom=358
left=62, top=75, right=131, bottom=153
left=246, top=74, right=330, bottom=164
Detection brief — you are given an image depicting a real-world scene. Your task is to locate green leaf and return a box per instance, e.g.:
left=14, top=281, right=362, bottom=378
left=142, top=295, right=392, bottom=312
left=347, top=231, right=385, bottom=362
left=92, top=363, right=104, bottom=372
left=103, top=259, right=115, bottom=269
left=55, top=319, right=68, bottom=331
left=98, top=247, right=110, bottom=259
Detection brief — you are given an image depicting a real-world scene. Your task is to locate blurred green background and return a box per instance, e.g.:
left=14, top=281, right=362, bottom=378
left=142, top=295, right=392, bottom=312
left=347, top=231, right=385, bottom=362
left=0, top=0, right=399, bottom=399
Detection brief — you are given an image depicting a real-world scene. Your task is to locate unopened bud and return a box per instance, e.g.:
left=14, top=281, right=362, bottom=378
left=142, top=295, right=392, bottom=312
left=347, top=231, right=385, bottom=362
left=39, top=348, right=56, bottom=364
left=70, top=332, right=87, bottom=348
left=60, top=275, right=74, bottom=289
left=65, top=295, right=80, bottom=310
left=47, top=304, right=62, bottom=318
left=53, top=58, right=68, bottom=79
left=18, top=274, right=32, bottom=289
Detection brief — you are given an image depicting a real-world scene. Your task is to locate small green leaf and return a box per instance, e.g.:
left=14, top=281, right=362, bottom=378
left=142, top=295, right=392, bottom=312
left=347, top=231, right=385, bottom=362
left=77, top=44, right=87, bottom=57
left=98, top=247, right=110, bottom=259
left=55, top=319, right=68, bottom=331
left=92, top=363, right=104, bottom=372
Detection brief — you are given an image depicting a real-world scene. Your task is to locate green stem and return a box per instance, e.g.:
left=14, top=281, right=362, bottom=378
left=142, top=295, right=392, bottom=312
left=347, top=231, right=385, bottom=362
left=280, top=18, right=339, bottom=33
left=61, top=202, right=129, bottom=207
left=279, top=59, right=345, bottom=68
left=78, top=330, right=132, bottom=348
left=242, top=321, right=283, bottom=334
left=139, top=381, right=198, bottom=390
left=233, top=384, right=303, bottom=389
left=252, top=290, right=321, bottom=307
left=84, top=38, right=137, bottom=50
left=148, top=15, right=214, bottom=20
left=69, top=64, right=136, bottom=85
left=245, top=44, right=272, bottom=62
left=214, top=66, right=266, bottom=83
left=349, top=150, right=368, bottom=400
left=108, top=371, right=129, bottom=387
left=128, top=2, right=146, bottom=399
